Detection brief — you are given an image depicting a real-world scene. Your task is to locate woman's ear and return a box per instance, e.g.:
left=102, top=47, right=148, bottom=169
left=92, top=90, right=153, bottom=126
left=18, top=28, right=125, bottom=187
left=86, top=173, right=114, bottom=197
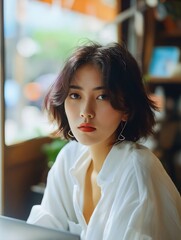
left=121, top=113, right=128, bottom=122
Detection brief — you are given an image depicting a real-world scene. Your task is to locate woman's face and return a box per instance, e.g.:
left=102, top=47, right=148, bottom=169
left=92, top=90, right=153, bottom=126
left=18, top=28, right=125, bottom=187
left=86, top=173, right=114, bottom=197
left=64, top=64, right=127, bottom=147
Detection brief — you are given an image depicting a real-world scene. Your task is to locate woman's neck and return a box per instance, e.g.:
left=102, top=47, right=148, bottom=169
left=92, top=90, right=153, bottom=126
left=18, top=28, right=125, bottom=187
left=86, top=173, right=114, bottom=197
left=89, top=142, right=113, bottom=174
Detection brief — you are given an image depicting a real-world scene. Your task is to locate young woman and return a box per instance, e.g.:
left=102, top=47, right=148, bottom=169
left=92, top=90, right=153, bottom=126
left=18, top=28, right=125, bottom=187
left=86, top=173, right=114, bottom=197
left=27, top=42, right=181, bottom=239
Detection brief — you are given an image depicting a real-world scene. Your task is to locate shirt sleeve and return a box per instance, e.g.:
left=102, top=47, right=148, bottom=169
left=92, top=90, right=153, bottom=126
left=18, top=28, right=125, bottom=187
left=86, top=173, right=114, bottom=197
left=27, top=142, right=78, bottom=231
left=103, top=149, right=181, bottom=240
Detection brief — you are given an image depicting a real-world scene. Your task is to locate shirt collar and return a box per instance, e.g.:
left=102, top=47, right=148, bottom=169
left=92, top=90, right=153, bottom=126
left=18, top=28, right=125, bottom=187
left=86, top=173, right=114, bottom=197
left=97, top=141, right=131, bottom=186
left=70, top=141, right=131, bottom=187
left=69, top=145, right=91, bottom=187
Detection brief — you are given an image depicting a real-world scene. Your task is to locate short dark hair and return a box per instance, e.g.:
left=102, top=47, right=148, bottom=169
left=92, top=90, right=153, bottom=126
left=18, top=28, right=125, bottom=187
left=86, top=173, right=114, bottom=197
left=44, top=41, right=158, bottom=142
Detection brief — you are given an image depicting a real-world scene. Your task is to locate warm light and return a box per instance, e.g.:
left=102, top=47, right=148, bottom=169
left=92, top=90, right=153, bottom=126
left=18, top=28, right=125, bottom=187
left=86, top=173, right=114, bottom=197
left=23, top=82, right=42, bottom=101
left=37, top=0, right=53, bottom=4
left=35, top=0, right=118, bottom=21
left=149, top=93, right=165, bottom=110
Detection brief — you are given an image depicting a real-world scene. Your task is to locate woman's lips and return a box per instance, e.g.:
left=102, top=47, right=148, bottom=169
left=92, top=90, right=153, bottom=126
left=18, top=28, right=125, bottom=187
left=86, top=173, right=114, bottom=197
left=78, top=123, right=96, bottom=132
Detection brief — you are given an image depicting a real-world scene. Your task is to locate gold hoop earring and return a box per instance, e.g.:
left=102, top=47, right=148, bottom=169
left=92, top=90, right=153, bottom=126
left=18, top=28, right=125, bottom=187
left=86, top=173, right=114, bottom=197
left=68, top=130, right=74, bottom=138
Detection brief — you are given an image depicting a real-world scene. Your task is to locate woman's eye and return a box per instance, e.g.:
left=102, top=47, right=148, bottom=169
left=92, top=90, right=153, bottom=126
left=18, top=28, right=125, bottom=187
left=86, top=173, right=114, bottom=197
left=69, top=93, right=80, bottom=99
left=97, top=94, right=109, bottom=100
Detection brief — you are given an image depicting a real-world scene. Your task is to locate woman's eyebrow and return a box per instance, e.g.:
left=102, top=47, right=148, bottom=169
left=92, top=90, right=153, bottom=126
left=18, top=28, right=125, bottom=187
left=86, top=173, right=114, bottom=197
left=69, top=85, right=106, bottom=91
left=93, top=86, right=106, bottom=91
left=69, top=85, right=82, bottom=90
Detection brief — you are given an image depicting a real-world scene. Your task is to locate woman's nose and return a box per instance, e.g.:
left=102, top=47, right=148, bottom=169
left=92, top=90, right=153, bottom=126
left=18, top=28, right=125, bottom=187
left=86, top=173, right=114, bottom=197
left=80, top=101, right=95, bottom=119
left=80, top=112, right=94, bottom=119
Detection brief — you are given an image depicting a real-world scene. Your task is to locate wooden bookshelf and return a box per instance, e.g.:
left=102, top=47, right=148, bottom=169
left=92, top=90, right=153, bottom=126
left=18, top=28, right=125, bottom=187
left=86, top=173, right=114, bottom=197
left=143, top=8, right=181, bottom=193
left=148, top=77, right=181, bottom=84
left=158, top=30, right=181, bottom=39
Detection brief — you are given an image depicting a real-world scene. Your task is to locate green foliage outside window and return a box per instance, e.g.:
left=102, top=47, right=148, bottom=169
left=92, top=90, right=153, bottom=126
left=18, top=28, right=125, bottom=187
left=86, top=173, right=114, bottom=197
left=42, top=138, right=69, bottom=168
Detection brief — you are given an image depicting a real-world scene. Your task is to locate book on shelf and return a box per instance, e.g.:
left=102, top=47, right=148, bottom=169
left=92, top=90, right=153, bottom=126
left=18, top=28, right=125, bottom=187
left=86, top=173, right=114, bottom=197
left=148, top=46, right=180, bottom=78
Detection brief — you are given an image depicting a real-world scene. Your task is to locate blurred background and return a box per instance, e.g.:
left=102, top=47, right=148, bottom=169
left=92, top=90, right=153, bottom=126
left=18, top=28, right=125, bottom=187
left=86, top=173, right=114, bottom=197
left=0, top=0, right=181, bottom=220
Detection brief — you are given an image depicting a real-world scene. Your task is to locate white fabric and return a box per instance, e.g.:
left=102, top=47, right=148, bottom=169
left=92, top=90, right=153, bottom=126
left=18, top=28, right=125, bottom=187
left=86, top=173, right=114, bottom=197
left=27, top=141, right=181, bottom=240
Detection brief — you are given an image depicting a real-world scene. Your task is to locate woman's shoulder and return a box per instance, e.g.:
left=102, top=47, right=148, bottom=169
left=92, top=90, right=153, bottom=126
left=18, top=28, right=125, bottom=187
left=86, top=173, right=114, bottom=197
left=126, top=142, right=180, bottom=197
left=118, top=141, right=166, bottom=184
left=117, top=141, right=158, bottom=167
left=60, top=140, right=87, bottom=156
left=54, top=140, right=88, bottom=168
left=128, top=142, right=160, bottom=168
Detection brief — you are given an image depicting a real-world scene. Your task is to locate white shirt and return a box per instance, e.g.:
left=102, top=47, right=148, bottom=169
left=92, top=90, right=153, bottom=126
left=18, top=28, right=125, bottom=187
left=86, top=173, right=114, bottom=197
left=27, top=141, right=181, bottom=240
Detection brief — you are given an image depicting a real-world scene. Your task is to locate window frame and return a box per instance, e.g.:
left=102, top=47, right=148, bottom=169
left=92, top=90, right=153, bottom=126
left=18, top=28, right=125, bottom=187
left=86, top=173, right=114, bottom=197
left=0, top=0, right=5, bottom=215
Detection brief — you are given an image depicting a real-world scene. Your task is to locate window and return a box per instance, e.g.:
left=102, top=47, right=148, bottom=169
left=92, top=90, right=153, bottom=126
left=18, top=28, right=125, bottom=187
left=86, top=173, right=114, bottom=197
left=4, top=0, right=118, bottom=145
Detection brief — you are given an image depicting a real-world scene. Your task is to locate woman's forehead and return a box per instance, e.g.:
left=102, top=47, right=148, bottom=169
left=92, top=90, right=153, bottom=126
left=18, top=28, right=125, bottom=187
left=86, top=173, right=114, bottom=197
left=70, top=64, right=104, bottom=84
